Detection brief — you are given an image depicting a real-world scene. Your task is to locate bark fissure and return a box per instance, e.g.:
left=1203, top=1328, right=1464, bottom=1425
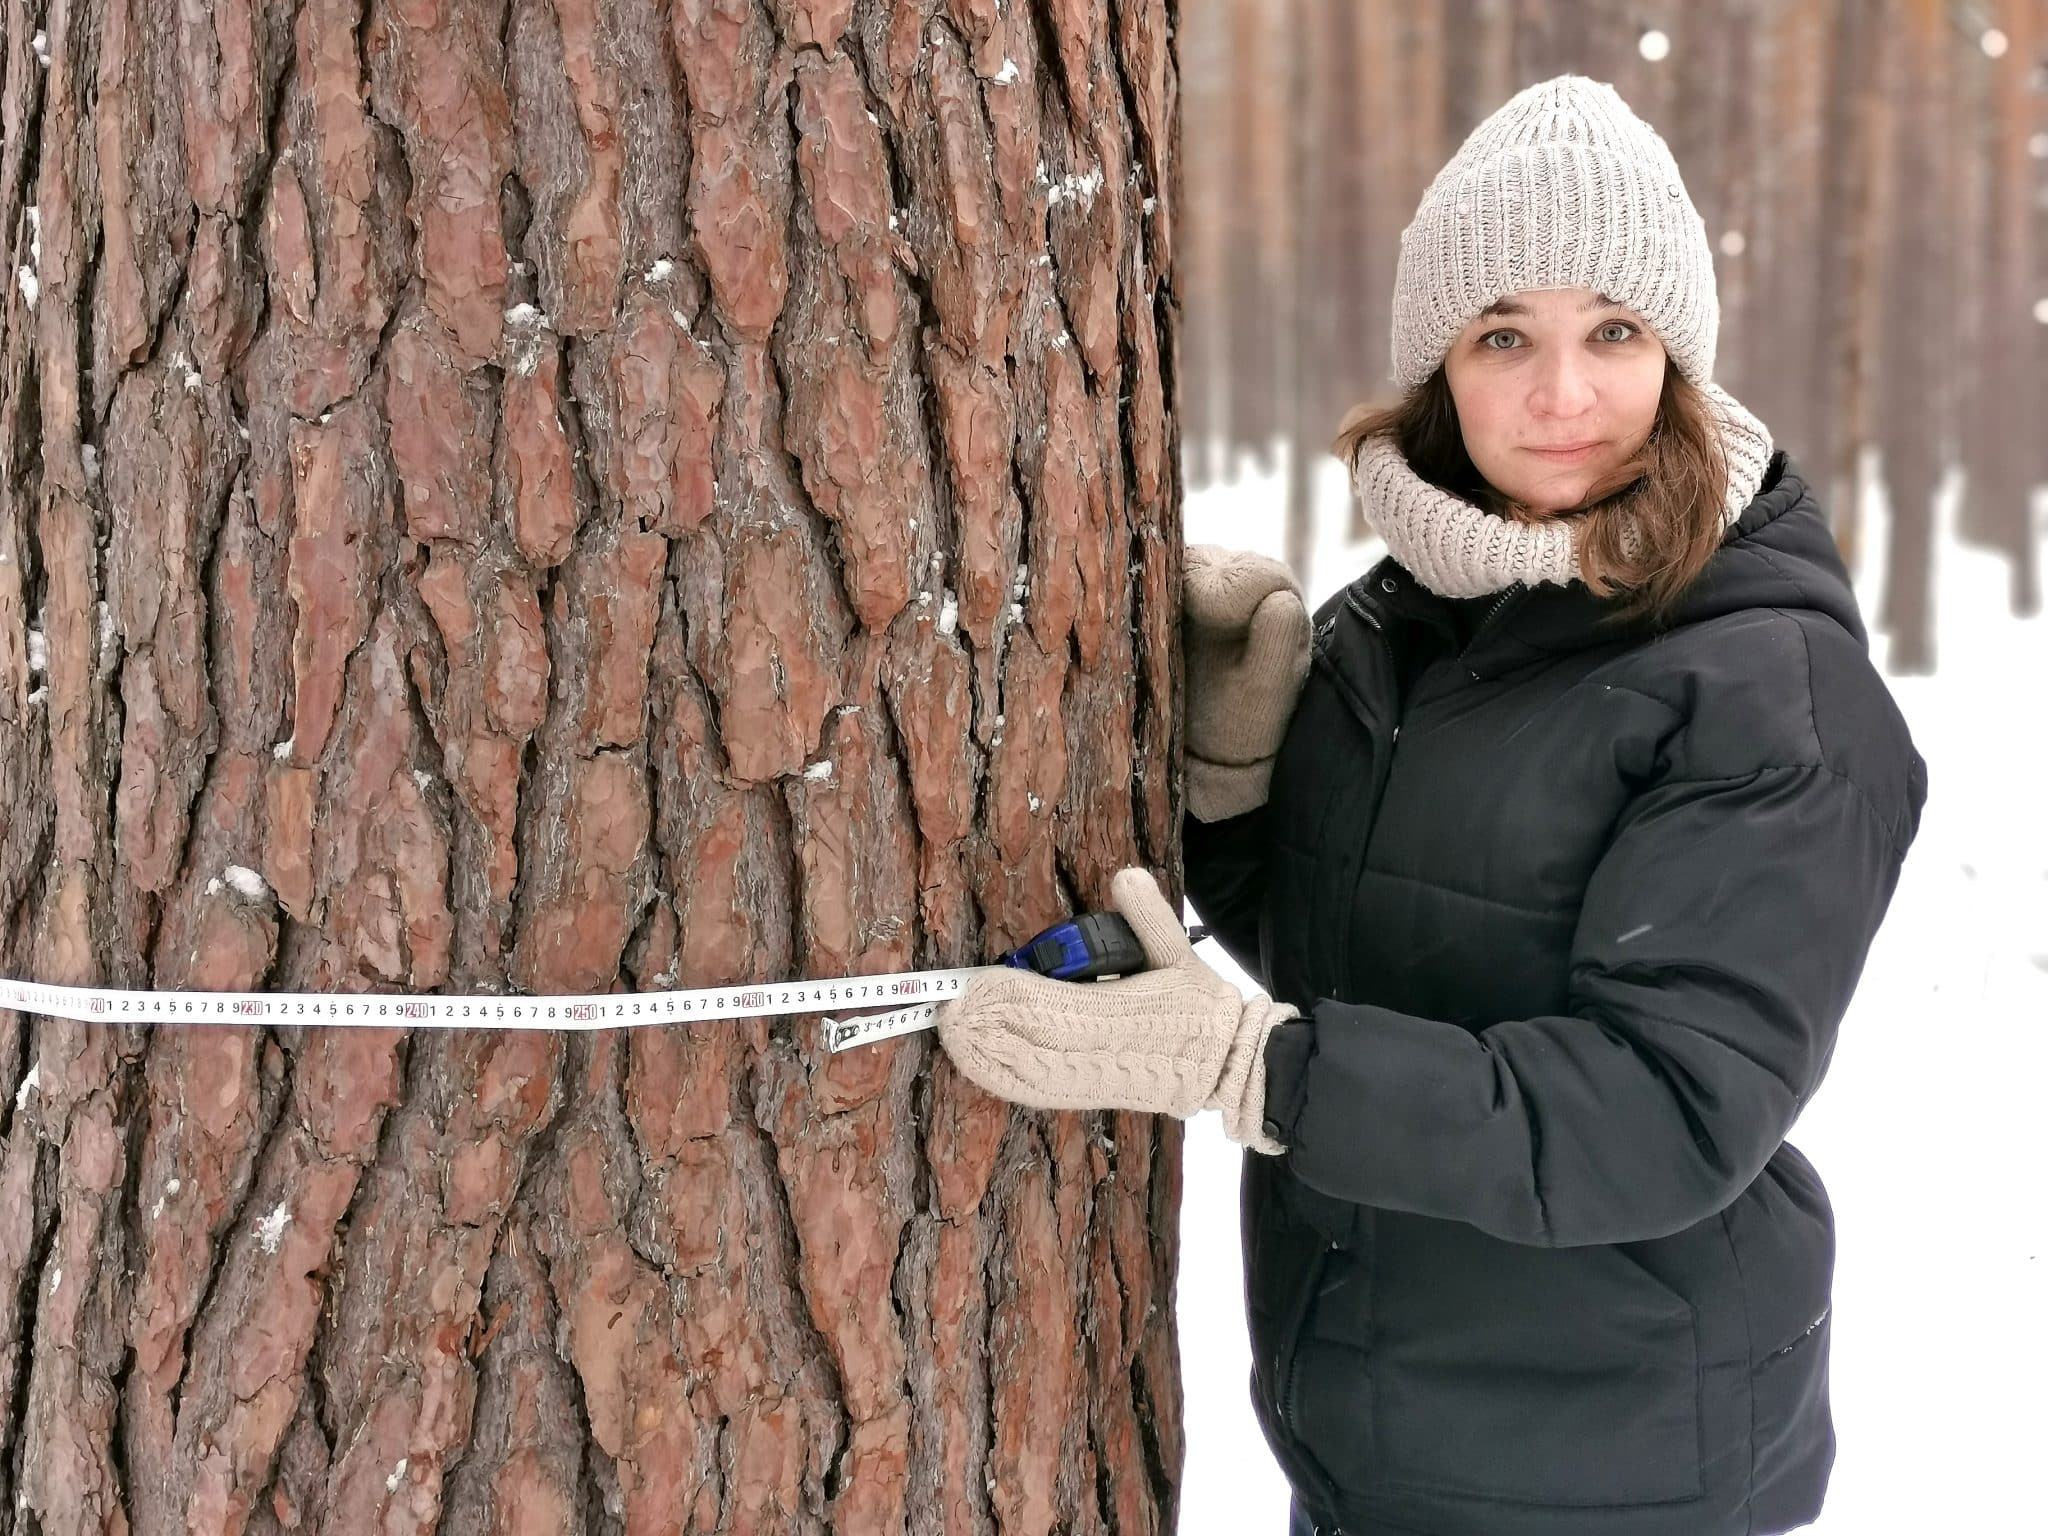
left=740, top=1053, right=852, bottom=1423
left=0, top=1141, right=60, bottom=1518
left=159, top=1032, right=293, bottom=1435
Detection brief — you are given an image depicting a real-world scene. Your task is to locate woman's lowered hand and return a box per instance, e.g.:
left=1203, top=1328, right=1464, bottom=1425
left=932, top=866, right=1299, bottom=1154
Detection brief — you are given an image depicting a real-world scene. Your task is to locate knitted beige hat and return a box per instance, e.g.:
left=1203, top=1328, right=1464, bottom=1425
left=1392, top=74, right=1717, bottom=391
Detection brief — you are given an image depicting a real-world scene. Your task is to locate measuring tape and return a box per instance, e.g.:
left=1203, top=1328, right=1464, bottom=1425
left=0, top=968, right=981, bottom=1054
left=0, top=914, right=1206, bottom=1054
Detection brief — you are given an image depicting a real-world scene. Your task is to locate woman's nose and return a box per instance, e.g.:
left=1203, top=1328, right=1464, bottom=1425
left=1528, top=352, right=1597, bottom=417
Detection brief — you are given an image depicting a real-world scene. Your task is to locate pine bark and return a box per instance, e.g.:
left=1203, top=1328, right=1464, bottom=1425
left=0, top=0, right=1188, bottom=1531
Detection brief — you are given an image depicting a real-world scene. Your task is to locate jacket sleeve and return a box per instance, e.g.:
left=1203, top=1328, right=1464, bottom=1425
left=1182, top=803, right=1271, bottom=987
left=1266, top=758, right=1923, bottom=1246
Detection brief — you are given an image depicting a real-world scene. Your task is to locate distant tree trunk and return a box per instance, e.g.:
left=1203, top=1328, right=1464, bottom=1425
left=1283, top=0, right=1319, bottom=578
left=1705, top=2, right=1759, bottom=402
left=1817, top=0, right=1889, bottom=563
left=1225, top=0, right=1281, bottom=478
left=1751, top=0, right=1828, bottom=465
left=1392, top=3, right=1447, bottom=251
left=1876, top=0, right=1948, bottom=674
left=1956, top=0, right=2043, bottom=616
left=1179, top=0, right=1227, bottom=493
left=0, top=1, right=1188, bottom=1531
left=1325, top=0, right=1373, bottom=417
left=1441, top=0, right=1514, bottom=144
left=1346, top=0, right=1403, bottom=541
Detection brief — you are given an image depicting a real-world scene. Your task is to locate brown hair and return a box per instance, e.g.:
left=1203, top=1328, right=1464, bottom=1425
left=1329, top=362, right=1732, bottom=627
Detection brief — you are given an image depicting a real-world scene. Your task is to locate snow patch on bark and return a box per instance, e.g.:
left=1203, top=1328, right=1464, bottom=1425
left=503, top=304, right=552, bottom=376
left=222, top=865, right=270, bottom=900
left=1047, top=167, right=1104, bottom=207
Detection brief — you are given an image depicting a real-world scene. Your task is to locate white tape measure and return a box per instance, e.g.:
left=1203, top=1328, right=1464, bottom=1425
left=0, top=967, right=989, bottom=1053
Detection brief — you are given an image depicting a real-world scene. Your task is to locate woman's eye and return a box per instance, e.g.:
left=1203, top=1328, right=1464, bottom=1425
left=1598, top=321, right=1639, bottom=342
left=1480, top=330, right=1518, bottom=350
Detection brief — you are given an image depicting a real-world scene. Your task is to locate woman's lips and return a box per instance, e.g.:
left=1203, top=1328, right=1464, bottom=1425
left=1525, top=441, right=1603, bottom=461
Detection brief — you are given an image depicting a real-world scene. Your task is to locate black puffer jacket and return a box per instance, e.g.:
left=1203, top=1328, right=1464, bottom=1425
left=1184, top=451, right=1926, bottom=1536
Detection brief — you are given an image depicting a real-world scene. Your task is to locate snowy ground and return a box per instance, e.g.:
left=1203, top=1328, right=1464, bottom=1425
left=1175, top=445, right=2048, bottom=1534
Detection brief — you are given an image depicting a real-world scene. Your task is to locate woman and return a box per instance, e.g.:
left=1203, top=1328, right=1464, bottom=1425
left=934, top=75, right=1926, bottom=1536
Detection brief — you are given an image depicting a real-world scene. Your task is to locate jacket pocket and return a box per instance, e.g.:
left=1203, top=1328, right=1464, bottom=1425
left=1251, top=1227, right=1348, bottom=1519
left=1727, top=1144, right=1837, bottom=1529
left=1296, top=1217, right=1705, bottom=1507
left=1748, top=1307, right=1834, bottom=1532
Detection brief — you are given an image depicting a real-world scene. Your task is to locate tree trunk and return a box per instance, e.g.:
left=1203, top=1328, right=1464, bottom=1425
left=1177, top=0, right=1226, bottom=494
left=1282, top=0, right=1318, bottom=579
left=0, top=1, right=1188, bottom=1531
left=1223, top=0, right=1282, bottom=478
left=1956, top=0, right=2042, bottom=616
left=1817, top=0, right=1889, bottom=563
left=1876, top=0, right=1948, bottom=674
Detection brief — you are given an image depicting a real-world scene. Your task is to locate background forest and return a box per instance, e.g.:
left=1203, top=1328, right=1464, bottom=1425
left=1177, top=0, right=2043, bottom=670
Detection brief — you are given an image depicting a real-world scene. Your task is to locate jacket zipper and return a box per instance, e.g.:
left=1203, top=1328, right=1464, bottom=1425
left=1762, top=1307, right=1831, bottom=1362
left=1457, top=583, right=1527, bottom=676
left=1353, top=602, right=1399, bottom=745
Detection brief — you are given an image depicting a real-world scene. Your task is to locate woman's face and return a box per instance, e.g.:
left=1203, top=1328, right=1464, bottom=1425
left=1441, top=286, right=1668, bottom=516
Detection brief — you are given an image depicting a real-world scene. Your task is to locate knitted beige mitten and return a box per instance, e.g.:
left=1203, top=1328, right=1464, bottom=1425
left=1184, top=546, right=1312, bottom=824
left=934, top=867, right=1300, bottom=1155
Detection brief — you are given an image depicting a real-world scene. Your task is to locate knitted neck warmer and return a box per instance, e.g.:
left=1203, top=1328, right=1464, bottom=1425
left=1351, top=381, right=1777, bottom=599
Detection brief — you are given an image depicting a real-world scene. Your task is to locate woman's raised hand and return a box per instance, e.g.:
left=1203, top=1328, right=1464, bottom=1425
left=1182, top=545, right=1312, bottom=822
